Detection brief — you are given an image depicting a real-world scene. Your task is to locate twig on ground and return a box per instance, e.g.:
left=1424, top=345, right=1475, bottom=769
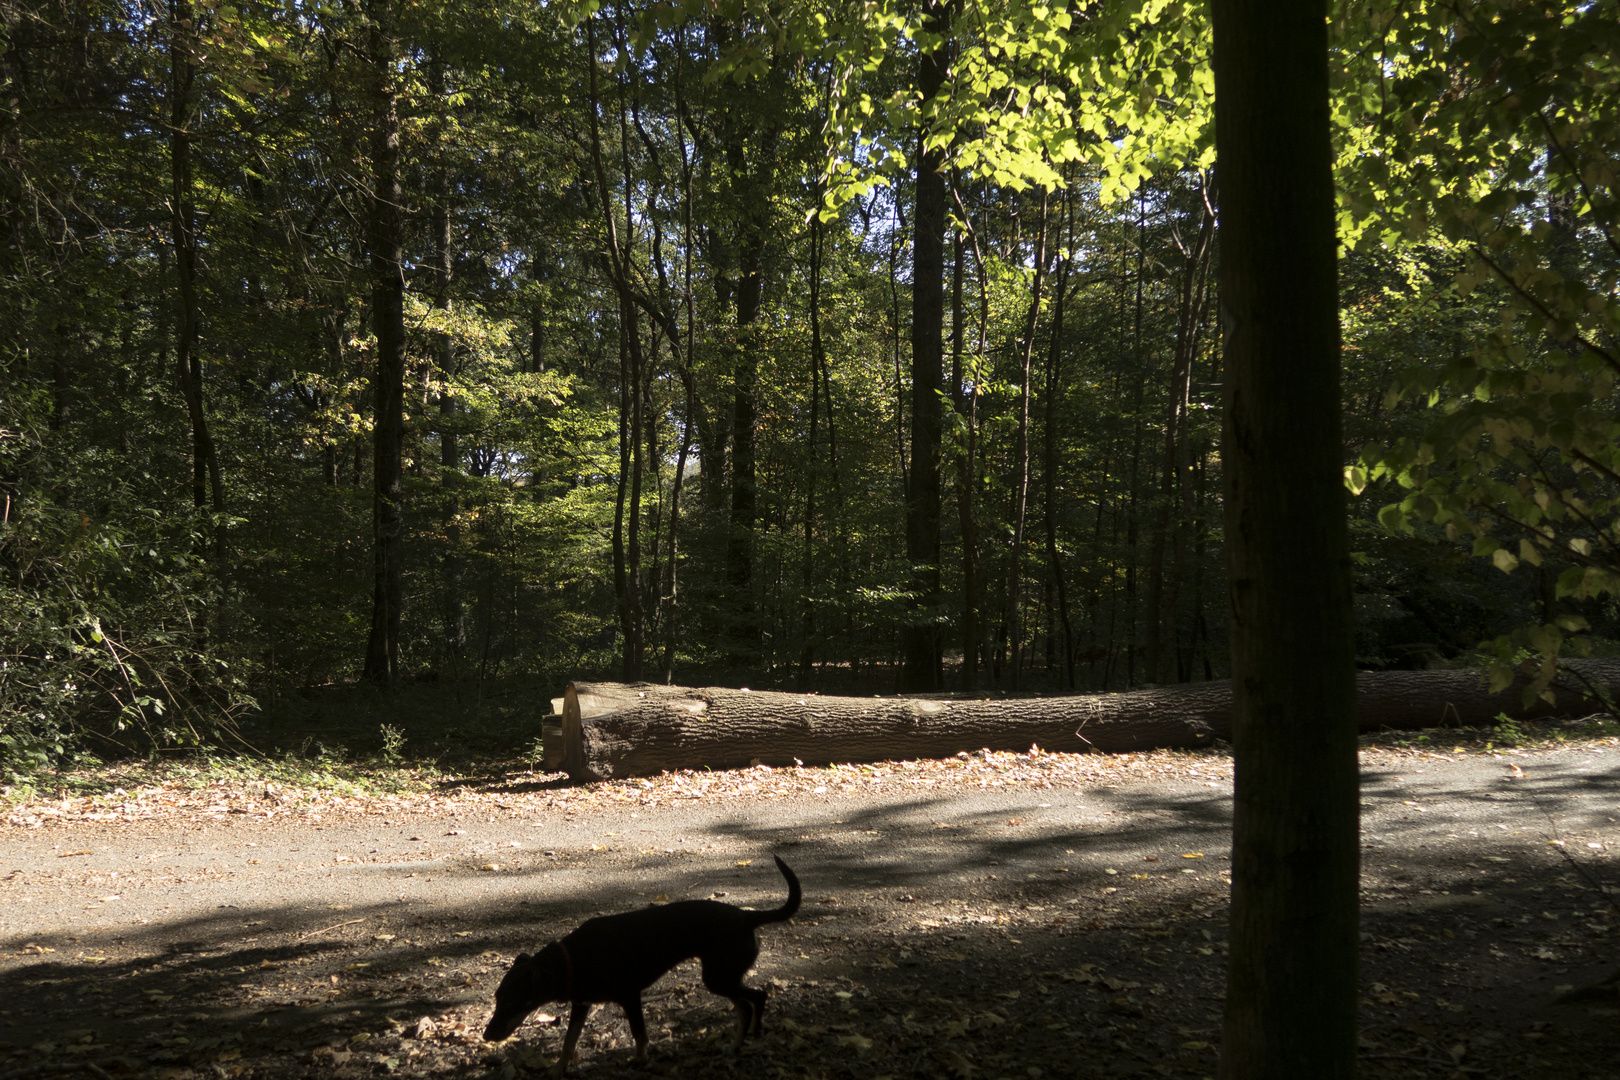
left=297, top=917, right=365, bottom=940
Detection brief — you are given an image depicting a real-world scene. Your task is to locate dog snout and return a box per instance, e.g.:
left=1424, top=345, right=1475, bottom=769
left=483, top=1014, right=521, bottom=1042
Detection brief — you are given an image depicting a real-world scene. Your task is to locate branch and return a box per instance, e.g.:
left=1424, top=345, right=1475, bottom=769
left=1469, top=244, right=1620, bottom=378
left=1538, top=111, right=1620, bottom=265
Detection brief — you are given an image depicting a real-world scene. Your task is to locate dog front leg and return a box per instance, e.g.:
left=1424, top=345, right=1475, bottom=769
left=549, top=1002, right=592, bottom=1079
left=619, top=997, right=650, bottom=1063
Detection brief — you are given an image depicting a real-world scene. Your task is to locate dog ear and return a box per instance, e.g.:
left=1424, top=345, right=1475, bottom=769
left=515, top=952, right=532, bottom=964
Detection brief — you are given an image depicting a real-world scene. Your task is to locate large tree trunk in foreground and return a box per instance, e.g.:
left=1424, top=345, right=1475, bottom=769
left=1213, top=0, right=1356, bottom=1074
left=547, top=660, right=1620, bottom=781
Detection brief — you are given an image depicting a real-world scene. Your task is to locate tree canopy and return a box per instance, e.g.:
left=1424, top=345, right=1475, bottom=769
left=2, top=0, right=1616, bottom=769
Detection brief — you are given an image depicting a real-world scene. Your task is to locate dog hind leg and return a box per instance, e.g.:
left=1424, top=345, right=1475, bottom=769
left=700, top=952, right=766, bottom=1046
left=731, top=986, right=768, bottom=1038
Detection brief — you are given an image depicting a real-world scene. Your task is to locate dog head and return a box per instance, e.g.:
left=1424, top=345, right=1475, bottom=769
left=483, top=944, right=569, bottom=1041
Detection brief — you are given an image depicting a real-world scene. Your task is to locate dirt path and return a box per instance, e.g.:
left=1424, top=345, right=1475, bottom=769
left=2, top=743, right=1617, bottom=1080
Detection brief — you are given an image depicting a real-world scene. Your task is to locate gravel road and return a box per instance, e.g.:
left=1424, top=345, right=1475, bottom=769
left=1, top=743, right=1616, bottom=1080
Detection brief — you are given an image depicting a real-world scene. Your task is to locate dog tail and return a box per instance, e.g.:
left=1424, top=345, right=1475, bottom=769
left=750, top=855, right=802, bottom=926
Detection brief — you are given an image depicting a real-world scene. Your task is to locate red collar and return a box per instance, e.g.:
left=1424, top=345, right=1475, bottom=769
left=557, top=941, right=574, bottom=999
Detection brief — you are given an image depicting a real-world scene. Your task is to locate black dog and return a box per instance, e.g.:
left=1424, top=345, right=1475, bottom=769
left=483, top=855, right=801, bottom=1075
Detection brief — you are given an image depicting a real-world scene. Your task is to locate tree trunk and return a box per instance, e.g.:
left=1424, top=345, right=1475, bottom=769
left=586, top=14, right=647, bottom=682
left=719, top=52, right=781, bottom=666
left=952, top=225, right=981, bottom=692
left=659, top=53, right=699, bottom=684
left=546, top=660, right=1620, bottom=782
left=1213, top=0, right=1358, bottom=1075
left=168, top=0, right=226, bottom=571
left=1042, top=191, right=1075, bottom=691
left=361, top=1, right=406, bottom=686
left=799, top=195, right=828, bottom=688
left=428, top=58, right=465, bottom=662
left=899, top=0, right=950, bottom=694
left=1168, top=181, right=1216, bottom=684
left=1123, top=194, right=1148, bottom=686
left=1145, top=178, right=1216, bottom=684
left=1002, top=190, right=1051, bottom=691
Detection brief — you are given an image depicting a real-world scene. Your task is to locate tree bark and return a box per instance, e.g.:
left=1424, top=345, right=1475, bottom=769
left=717, top=37, right=781, bottom=665
left=586, top=14, right=646, bottom=681
left=1212, top=0, right=1358, bottom=1075
left=1002, top=189, right=1051, bottom=690
left=168, top=0, right=226, bottom=571
left=361, top=1, right=406, bottom=686
left=428, top=57, right=465, bottom=662
left=1042, top=189, right=1075, bottom=691
left=799, top=194, right=827, bottom=687
left=547, top=660, right=1620, bottom=782
left=899, top=0, right=951, bottom=693
left=1145, top=177, right=1215, bottom=684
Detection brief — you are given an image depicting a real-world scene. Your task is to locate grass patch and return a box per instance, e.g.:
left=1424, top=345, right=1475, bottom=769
left=1359, top=711, right=1620, bottom=753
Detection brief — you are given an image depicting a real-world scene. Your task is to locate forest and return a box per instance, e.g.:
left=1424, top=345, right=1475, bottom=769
left=2, top=0, right=1618, bottom=769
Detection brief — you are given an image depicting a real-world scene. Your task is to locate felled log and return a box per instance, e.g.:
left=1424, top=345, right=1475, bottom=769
left=549, top=660, right=1620, bottom=781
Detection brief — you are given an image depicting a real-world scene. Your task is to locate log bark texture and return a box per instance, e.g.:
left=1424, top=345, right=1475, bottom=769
left=549, top=660, right=1620, bottom=781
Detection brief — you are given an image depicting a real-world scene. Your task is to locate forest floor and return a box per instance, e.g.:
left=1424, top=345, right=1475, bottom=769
left=1, top=711, right=1617, bottom=1080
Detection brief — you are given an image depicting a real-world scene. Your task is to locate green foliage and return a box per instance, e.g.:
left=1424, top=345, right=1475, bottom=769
left=815, top=0, right=1214, bottom=211
left=378, top=723, right=407, bottom=765
left=17, top=0, right=1620, bottom=772
left=1486, top=711, right=1528, bottom=749
left=1344, top=0, right=1620, bottom=694
left=0, top=396, right=257, bottom=778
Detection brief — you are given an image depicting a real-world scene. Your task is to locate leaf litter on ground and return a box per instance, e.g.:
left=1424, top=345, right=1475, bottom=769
left=5, top=714, right=1617, bottom=829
